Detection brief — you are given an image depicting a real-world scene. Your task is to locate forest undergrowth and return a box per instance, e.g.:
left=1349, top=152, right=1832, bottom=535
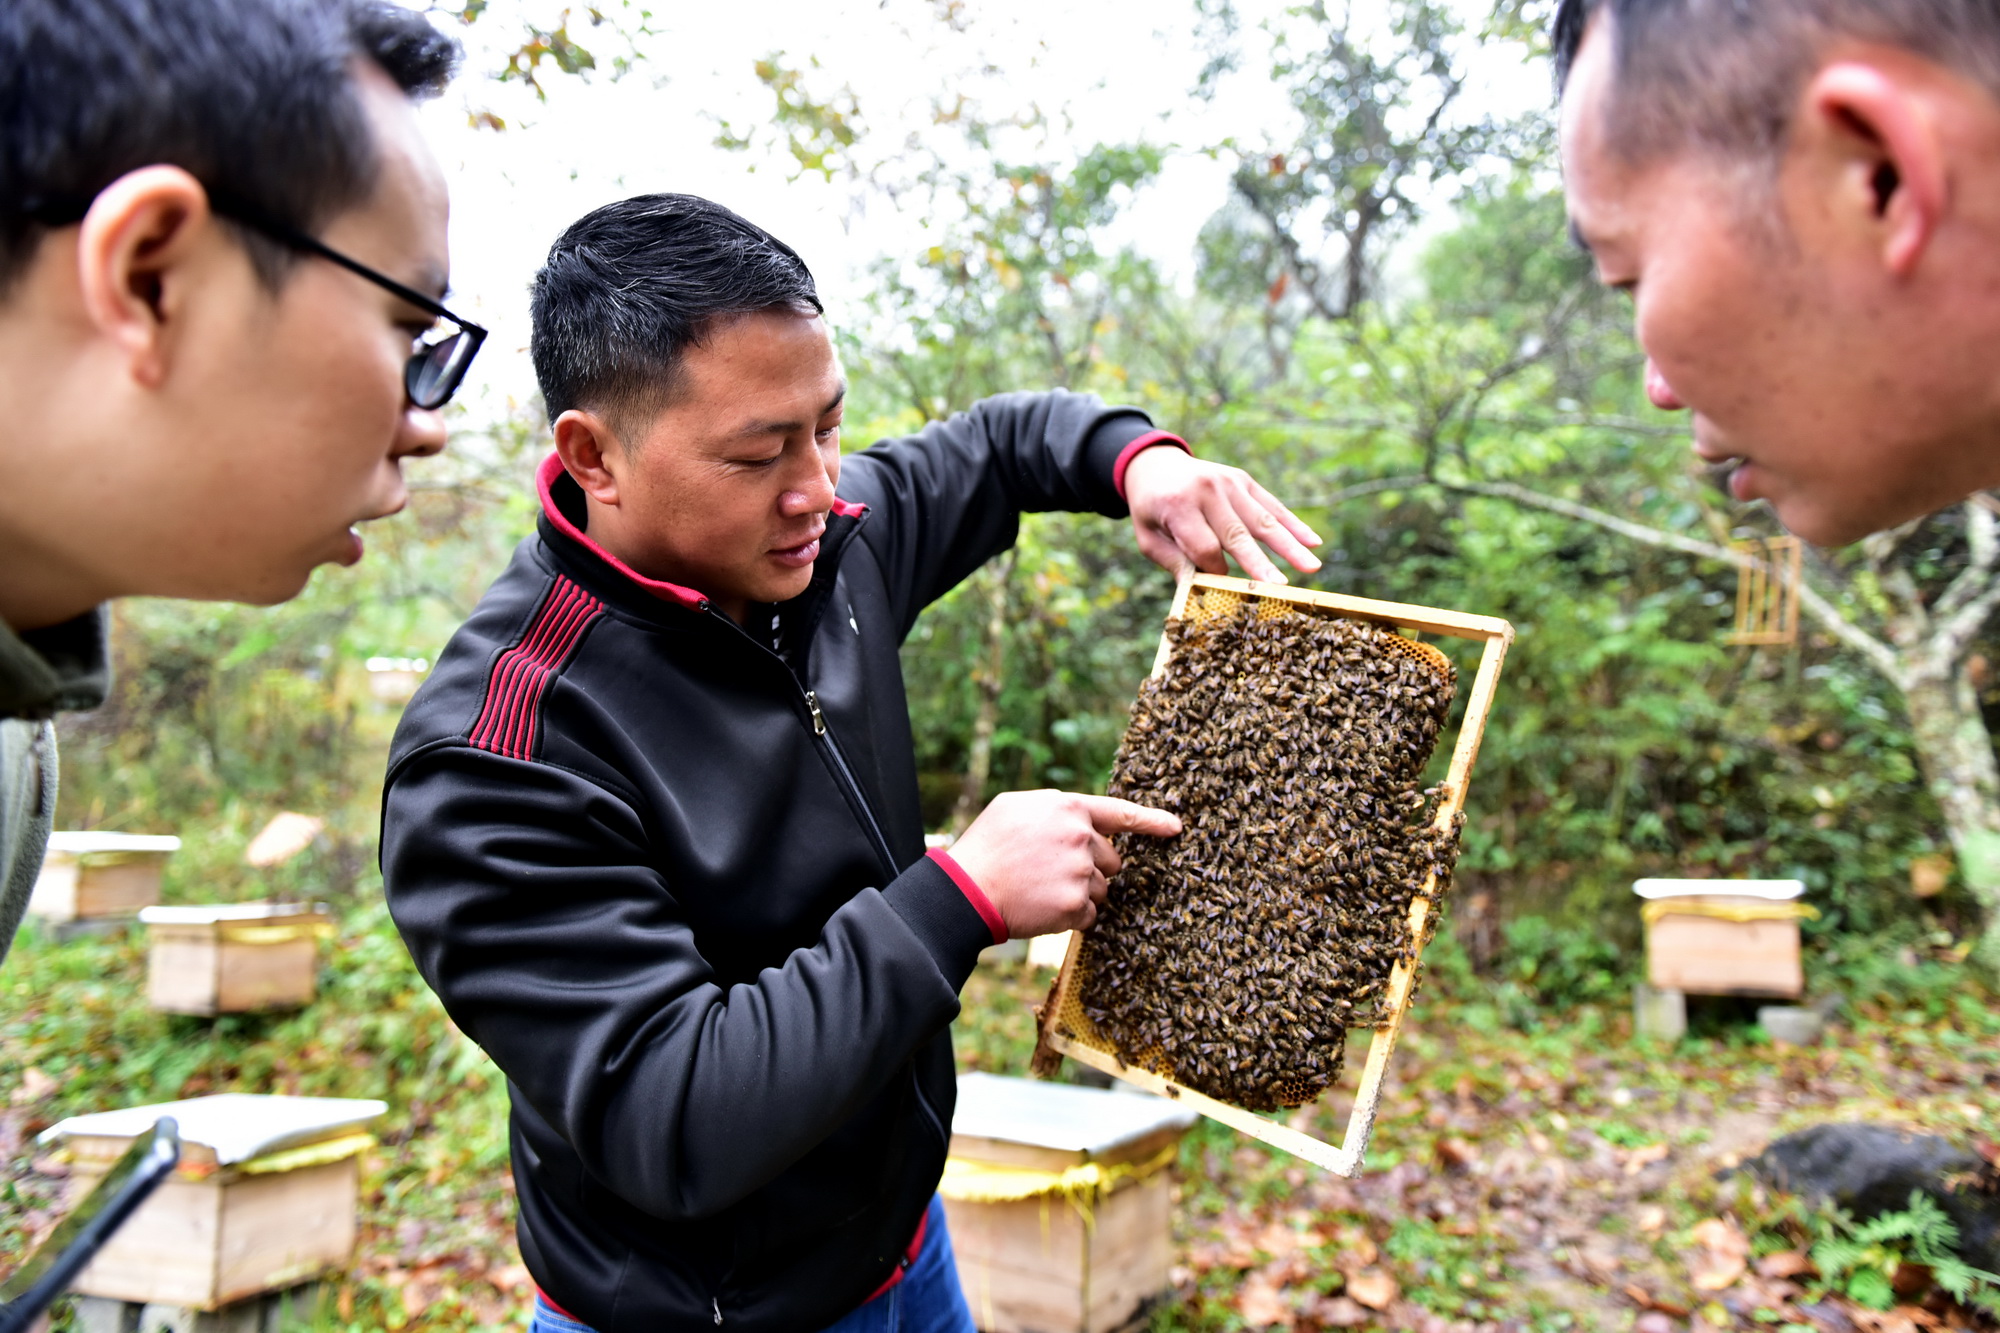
left=2, top=903, right=1992, bottom=1333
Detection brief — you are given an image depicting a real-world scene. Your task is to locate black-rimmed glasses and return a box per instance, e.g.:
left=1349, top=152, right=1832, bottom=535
left=22, top=190, right=486, bottom=410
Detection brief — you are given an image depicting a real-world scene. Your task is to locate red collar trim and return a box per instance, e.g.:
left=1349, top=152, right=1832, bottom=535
left=536, top=454, right=710, bottom=610
left=536, top=454, right=868, bottom=610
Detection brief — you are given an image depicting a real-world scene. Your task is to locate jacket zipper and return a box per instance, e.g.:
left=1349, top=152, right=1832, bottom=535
left=702, top=600, right=900, bottom=885
left=804, top=688, right=899, bottom=880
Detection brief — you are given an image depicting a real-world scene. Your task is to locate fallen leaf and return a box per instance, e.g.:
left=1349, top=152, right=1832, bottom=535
left=1636, top=1204, right=1668, bottom=1234
left=1255, top=1221, right=1302, bottom=1258
left=1755, top=1250, right=1816, bottom=1280
left=1236, top=1271, right=1294, bottom=1328
left=10, top=1068, right=55, bottom=1106
left=1634, top=1313, right=1677, bottom=1333
left=1332, top=1231, right=1379, bottom=1272
left=1690, top=1217, right=1746, bottom=1254
left=1623, top=1142, right=1670, bottom=1175
left=487, top=1264, right=532, bottom=1293
left=1435, top=1136, right=1479, bottom=1170
left=1346, top=1269, right=1398, bottom=1311
left=1305, top=1296, right=1369, bottom=1328
left=1688, top=1216, right=1749, bottom=1292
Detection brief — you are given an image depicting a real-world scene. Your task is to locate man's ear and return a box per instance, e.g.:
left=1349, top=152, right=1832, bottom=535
left=552, top=409, right=625, bottom=507
left=1797, top=60, right=1947, bottom=277
left=74, top=166, right=219, bottom=388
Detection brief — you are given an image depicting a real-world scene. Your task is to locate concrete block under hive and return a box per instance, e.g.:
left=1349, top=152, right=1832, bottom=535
left=943, top=1073, right=1196, bottom=1333
left=40, top=1094, right=385, bottom=1310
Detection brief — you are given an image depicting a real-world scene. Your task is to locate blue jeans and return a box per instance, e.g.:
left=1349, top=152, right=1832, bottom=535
left=530, top=1195, right=976, bottom=1333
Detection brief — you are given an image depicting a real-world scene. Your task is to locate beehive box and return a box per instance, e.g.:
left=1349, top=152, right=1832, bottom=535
left=41, top=1095, right=385, bottom=1310
left=1638, top=878, right=1809, bottom=998
left=140, top=902, right=332, bottom=1016
left=28, top=832, right=181, bottom=924
left=944, top=1073, right=1196, bottom=1333
left=1035, top=574, right=1512, bottom=1175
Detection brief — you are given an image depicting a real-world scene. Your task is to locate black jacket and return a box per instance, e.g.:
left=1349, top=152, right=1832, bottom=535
left=380, top=391, right=1180, bottom=1331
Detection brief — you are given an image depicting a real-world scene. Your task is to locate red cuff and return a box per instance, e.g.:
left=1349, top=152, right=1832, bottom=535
left=1112, top=430, right=1191, bottom=501
left=926, top=848, right=1007, bottom=945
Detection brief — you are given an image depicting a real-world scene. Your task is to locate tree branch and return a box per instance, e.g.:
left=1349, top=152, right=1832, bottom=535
left=1934, top=500, right=2000, bottom=621
left=1435, top=478, right=1905, bottom=681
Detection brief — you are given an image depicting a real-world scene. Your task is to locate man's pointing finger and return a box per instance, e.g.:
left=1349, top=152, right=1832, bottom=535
left=1076, top=795, right=1182, bottom=838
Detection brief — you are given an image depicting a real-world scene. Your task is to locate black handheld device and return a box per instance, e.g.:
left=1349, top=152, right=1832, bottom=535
left=0, top=1116, right=181, bottom=1333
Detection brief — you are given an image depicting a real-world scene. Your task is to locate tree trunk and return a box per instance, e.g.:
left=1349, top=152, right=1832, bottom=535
left=1900, top=663, right=2000, bottom=970
left=949, top=553, right=1016, bottom=836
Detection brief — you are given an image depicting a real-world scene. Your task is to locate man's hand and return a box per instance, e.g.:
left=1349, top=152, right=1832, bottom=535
left=948, top=791, right=1181, bottom=939
left=1123, top=444, right=1322, bottom=583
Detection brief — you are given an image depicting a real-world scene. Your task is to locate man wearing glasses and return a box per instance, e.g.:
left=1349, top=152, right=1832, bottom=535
left=0, top=0, right=476, bottom=964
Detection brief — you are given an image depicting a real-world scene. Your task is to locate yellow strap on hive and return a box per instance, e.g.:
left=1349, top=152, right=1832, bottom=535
left=938, top=1144, right=1178, bottom=1216
left=236, top=1132, right=376, bottom=1176
left=1641, top=900, right=1819, bottom=926
left=219, top=920, right=335, bottom=945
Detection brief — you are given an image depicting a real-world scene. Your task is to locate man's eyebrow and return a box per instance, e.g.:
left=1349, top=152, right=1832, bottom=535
left=731, top=384, right=849, bottom=440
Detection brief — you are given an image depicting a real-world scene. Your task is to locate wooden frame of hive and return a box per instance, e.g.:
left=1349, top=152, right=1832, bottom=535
left=1034, top=573, right=1514, bottom=1176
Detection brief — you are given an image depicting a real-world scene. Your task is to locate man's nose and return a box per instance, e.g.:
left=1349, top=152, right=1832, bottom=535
left=781, top=449, right=835, bottom=514
left=394, top=405, right=449, bottom=460
left=1644, top=358, right=1687, bottom=411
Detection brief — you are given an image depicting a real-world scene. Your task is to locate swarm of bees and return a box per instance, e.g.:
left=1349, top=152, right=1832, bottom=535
left=1072, top=601, right=1466, bottom=1112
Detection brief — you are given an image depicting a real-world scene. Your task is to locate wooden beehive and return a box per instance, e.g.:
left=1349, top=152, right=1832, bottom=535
left=944, top=1073, right=1196, bottom=1333
left=140, top=902, right=332, bottom=1016
left=28, top=832, right=180, bottom=924
left=1639, top=878, right=1809, bottom=999
left=1035, top=574, right=1512, bottom=1176
left=41, top=1094, right=384, bottom=1310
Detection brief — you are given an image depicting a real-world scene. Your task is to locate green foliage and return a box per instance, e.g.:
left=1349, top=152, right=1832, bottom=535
left=1804, top=1192, right=2000, bottom=1314
left=714, top=55, right=863, bottom=181
left=1492, top=915, right=1630, bottom=1014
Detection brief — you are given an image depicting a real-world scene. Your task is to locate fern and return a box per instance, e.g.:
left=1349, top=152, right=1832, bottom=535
left=1805, top=1190, right=2000, bottom=1314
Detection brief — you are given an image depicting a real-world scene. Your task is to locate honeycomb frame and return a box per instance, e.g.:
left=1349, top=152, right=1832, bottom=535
left=1033, top=573, right=1515, bottom=1176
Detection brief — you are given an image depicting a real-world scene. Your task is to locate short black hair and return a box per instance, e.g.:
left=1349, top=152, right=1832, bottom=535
left=529, top=193, right=824, bottom=427
left=1553, top=0, right=2000, bottom=160
left=0, top=0, right=459, bottom=289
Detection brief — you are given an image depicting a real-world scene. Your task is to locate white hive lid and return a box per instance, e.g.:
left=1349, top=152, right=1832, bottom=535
left=40, top=1093, right=386, bottom=1164
left=1633, top=878, right=1804, bottom=901
left=953, top=1072, right=1197, bottom=1156
left=45, top=832, right=182, bottom=856
left=139, top=901, right=326, bottom=925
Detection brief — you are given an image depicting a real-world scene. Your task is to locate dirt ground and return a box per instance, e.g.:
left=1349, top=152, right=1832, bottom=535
left=957, top=960, right=2000, bottom=1333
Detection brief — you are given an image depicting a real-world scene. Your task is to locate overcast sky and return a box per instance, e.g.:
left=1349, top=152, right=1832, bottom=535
left=418, top=0, right=1551, bottom=428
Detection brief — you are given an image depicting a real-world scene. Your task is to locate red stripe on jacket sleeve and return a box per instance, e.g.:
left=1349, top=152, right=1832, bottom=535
left=1112, top=429, right=1191, bottom=501
left=468, top=577, right=605, bottom=762
left=926, top=848, right=1007, bottom=945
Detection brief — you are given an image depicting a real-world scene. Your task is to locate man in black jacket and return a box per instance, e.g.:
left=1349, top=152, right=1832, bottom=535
left=381, top=194, right=1323, bottom=1332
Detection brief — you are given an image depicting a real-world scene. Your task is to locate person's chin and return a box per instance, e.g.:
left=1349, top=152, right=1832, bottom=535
left=753, top=561, right=817, bottom=605
left=1768, top=489, right=1880, bottom=549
